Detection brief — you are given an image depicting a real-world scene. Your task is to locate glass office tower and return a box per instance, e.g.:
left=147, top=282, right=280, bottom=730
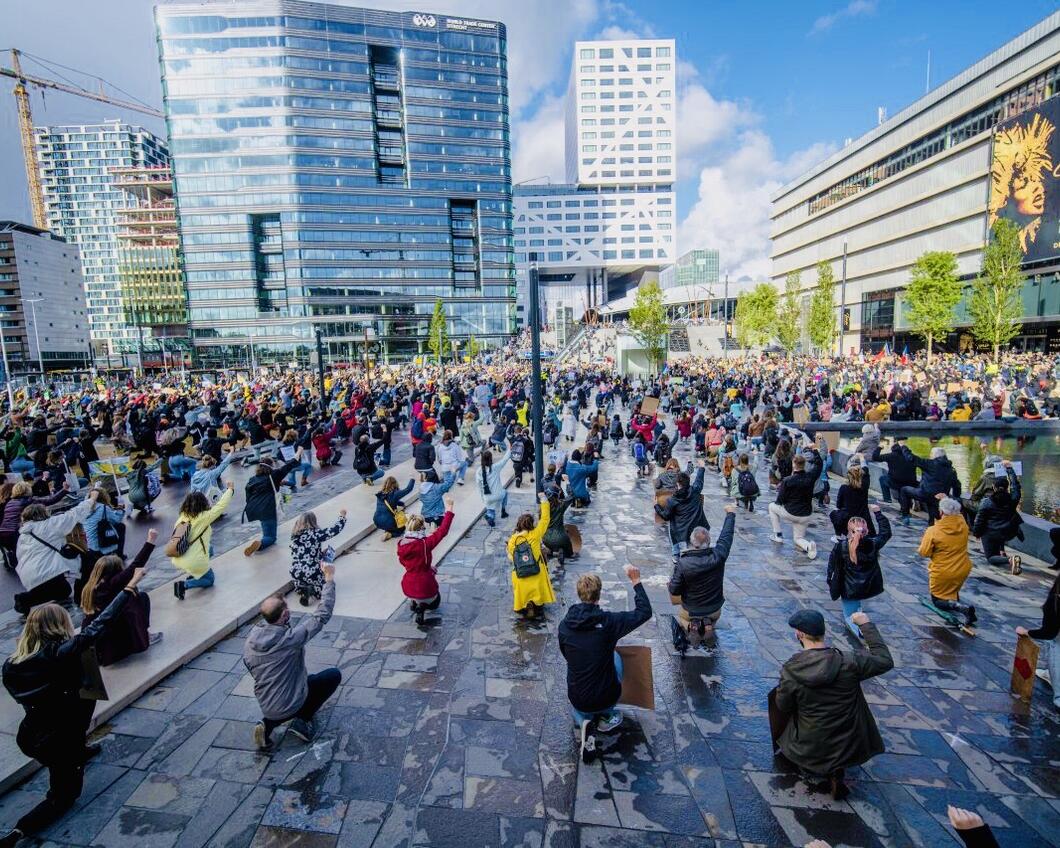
left=155, top=2, right=515, bottom=367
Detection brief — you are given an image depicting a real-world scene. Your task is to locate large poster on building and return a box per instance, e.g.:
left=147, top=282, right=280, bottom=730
left=989, top=96, right=1060, bottom=263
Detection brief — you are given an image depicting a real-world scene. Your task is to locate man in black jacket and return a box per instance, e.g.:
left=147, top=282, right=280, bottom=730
left=509, top=426, right=535, bottom=488
left=872, top=436, right=917, bottom=504
left=668, top=506, right=736, bottom=651
left=244, top=457, right=299, bottom=556
left=768, top=454, right=818, bottom=560
left=972, top=463, right=1022, bottom=566
left=353, top=434, right=385, bottom=486
left=558, top=564, right=652, bottom=764
left=655, top=461, right=707, bottom=564
left=899, top=447, right=961, bottom=526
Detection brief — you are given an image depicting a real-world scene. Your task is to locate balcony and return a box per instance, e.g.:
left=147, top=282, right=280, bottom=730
left=373, top=71, right=400, bottom=91
left=377, top=145, right=405, bottom=165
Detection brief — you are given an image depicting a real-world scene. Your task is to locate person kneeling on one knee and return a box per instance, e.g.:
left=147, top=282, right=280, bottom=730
left=558, top=565, right=652, bottom=764
left=244, top=562, right=342, bottom=749
left=668, top=506, right=736, bottom=649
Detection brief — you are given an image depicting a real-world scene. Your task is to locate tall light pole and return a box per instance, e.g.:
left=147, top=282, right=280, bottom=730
left=315, top=326, right=328, bottom=413
left=24, top=297, right=44, bottom=381
left=0, top=317, right=13, bottom=408
left=529, top=256, right=544, bottom=493
left=722, top=274, right=729, bottom=359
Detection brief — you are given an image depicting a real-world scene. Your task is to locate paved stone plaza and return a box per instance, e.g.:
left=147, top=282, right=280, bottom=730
left=1, top=438, right=1058, bottom=848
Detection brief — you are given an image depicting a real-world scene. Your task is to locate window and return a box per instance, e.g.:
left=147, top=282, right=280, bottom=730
left=600, top=78, right=614, bottom=86
left=581, top=118, right=596, bottom=126
left=580, top=48, right=595, bottom=59
left=657, top=63, right=670, bottom=70
left=659, top=90, right=671, bottom=98
left=619, top=77, right=632, bottom=85
left=529, top=226, right=544, bottom=233
left=546, top=200, right=561, bottom=207
left=583, top=132, right=597, bottom=140
left=656, top=46, right=671, bottom=57
left=564, top=200, right=580, bottom=207
left=528, top=201, right=542, bottom=209
left=546, top=214, right=561, bottom=220
left=637, top=47, right=651, bottom=57
left=581, top=105, right=596, bottom=113
left=581, top=79, right=595, bottom=87
left=637, top=64, right=651, bottom=71
left=582, top=145, right=598, bottom=153
left=580, top=64, right=594, bottom=73
left=583, top=92, right=596, bottom=100
left=657, top=130, right=671, bottom=137
left=599, top=48, right=613, bottom=58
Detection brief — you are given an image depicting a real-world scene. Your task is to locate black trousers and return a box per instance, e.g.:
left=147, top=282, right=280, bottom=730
left=263, top=668, right=341, bottom=736
left=899, top=486, right=940, bottom=523
left=513, top=460, right=532, bottom=484
left=14, top=574, right=71, bottom=614
left=931, top=594, right=974, bottom=617
left=16, top=699, right=95, bottom=835
left=981, top=533, right=1013, bottom=564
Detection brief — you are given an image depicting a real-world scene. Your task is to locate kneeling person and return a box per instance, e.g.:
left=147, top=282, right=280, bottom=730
left=668, top=505, right=735, bottom=651
left=558, top=565, right=652, bottom=764
left=244, top=563, right=341, bottom=748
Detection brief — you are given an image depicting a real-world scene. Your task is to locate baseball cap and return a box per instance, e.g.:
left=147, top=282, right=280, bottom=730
left=788, top=609, right=826, bottom=638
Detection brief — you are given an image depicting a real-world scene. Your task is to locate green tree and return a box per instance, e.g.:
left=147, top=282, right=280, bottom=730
left=806, top=261, right=837, bottom=353
left=775, top=270, right=803, bottom=353
left=466, top=334, right=481, bottom=359
left=970, top=218, right=1025, bottom=362
left=628, top=279, right=669, bottom=373
left=427, top=299, right=449, bottom=364
left=733, top=282, right=779, bottom=350
left=905, top=250, right=962, bottom=364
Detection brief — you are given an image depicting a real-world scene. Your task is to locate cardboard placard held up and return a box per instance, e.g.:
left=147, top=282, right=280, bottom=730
left=946, top=382, right=963, bottom=394
left=792, top=405, right=810, bottom=426
left=1011, top=634, right=1041, bottom=703
left=654, top=489, right=673, bottom=525
left=616, top=644, right=654, bottom=710
left=640, top=396, right=660, bottom=417
left=564, top=524, right=582, bottom=554
left=818, top=431, right=840, bottom=452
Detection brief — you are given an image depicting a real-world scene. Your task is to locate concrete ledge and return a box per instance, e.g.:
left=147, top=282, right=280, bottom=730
left=798, top=419, right=1059, bottom=435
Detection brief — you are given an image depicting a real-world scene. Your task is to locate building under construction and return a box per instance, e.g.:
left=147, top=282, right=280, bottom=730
left=111, top=165, right=189, bottom=368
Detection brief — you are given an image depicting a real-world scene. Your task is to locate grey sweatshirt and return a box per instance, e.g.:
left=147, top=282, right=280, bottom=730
left=243, top=580, right=335, bottom=719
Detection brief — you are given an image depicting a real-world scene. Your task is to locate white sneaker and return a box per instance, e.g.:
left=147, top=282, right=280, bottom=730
left=596, top=712, right=623, bottom=733
left=772, top=533, right=783, bottom=544
left=579, top=720, right=597, bottom=764
left=805, top=541, right=818, bottom=560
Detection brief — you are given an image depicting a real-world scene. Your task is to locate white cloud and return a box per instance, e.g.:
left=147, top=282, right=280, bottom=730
left=678, top=131, right=837, bottom=280
left=809, top=0, right=877, bottom=35
left=511, top=95, right=568, bottom=184
left=677, top=82, right=756, bottom=170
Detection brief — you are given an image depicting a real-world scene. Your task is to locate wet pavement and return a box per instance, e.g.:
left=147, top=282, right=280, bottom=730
left=2, top=434, right=1059, bottom=847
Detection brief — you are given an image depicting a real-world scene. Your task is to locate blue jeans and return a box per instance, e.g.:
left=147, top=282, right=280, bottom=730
left=185, top=568, right=215, bottom=588
left=572, top=652, right=624, bottom=725
left=260, top=519, right=278, bottom=551
left=379, top=445, right=391, bottom=467
left=363, top=468, right=384, bottom=483
left=286, top=461, right=313, bottom=486
left=168, top=455, right=198, bottom=480
left=878, top=473, right=892, bottom=503
left=841, top=598, right=862, bottom=637
left=9, top=457, right=35, bottom=475
left=671, top=541, right=685, bottom=558
left=484, top=491, right=508, bottom=523
left=448, top=459, right=468, bottom=482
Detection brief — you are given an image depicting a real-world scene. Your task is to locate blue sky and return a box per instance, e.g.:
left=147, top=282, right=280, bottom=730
left=1, top=0, right=1058, bottom=278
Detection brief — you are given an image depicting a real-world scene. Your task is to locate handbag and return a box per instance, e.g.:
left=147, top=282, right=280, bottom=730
left=28, top=531, right=79, bottom=560
left=385, top=499, right=407, bottom=529
left=94, top=506, right=120, bottom=550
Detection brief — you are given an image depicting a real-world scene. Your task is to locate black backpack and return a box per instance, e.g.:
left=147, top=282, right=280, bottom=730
left=737, top=470, right=760, bottom=498
left=512, top=539, right=540, bottom=578
left=510, top=439, right=526, bottom=463
left=95, top=506, right=120, bottom=549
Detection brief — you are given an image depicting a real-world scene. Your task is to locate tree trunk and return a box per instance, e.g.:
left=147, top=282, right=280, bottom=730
left=926, top=333, right=933, bottom=365
left=993, top=341, right=1000, bottom=363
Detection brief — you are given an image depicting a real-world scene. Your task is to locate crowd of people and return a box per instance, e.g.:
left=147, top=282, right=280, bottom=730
left=0, top=344, right=1056, bottom=846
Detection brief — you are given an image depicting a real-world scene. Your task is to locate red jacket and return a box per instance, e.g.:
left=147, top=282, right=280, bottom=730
left=631, top=415, right=656, bottom=442
left=398, top=511, right=454, bottom=600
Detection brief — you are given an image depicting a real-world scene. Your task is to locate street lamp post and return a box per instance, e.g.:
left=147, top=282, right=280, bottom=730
left=24, top=297, right=44, bottom=381
left=722, top=274, right=729, bottom=359
left=529, top=257, right=544, bottom=493
left=0, top=316, right=12, bottom=409
left=315, top=326, right=328, bottom=413
left=363, top=326, right=376, bottom=382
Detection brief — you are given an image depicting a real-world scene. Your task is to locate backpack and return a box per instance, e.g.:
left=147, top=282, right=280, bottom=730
left=146, top=471, right=162, bottom=500
left=94, top=506, right=120, bottom=549
left=737, top=469, right=760, bottom=498
left=164, top=520, right=206, bottom=558
left=512, top=539, right=540, bottom=578
left=510, top=439, right=526, bottom=463
left=542, top=426, right=556, bottom=446
left=633, top=442, right=646, bottom=463
left=411, top=417, right=424, bottom=439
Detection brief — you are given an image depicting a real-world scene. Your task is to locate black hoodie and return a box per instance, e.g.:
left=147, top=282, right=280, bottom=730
left=558, top=584, right=652, bottom=714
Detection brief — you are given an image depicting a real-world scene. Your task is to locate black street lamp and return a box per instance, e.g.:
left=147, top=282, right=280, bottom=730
left=315, top=326, right=329, bottom=413
left=529, top=256, right=544, bottom=492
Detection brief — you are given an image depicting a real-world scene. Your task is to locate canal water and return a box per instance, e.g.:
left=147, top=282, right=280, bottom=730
left=840, top=431, right=1060, bottom=522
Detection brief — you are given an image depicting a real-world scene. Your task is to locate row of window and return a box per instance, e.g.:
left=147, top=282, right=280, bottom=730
left=806, top=61, right=1060, bottom=215
left=580, top=63, right=670, bottom=73
left=581, top=118, right=671, bottom=130
left=578, top=46, right=671, bottom=59
left=580, top=104, right=671, bottom=114
left=516, top=248, right=666, bottom=261
left=580, top=91, right=668, bottom=101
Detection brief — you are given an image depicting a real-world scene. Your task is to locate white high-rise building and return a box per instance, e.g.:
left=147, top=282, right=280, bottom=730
left=34, top=121, right=169, bottom=361
left=515, top=37, right=677, bottom=333
left=565, top=38, right=676, bottom=187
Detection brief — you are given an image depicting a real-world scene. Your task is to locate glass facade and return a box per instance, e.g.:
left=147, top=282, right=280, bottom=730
left=155, top=2, right=516, bottom=366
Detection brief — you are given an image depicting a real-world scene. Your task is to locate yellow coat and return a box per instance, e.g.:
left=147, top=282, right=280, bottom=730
left=917, top=513, right=972, bottom=600
left=170, top=487, right=233, bottom=578
left=507, top=500, right=555, bottom=611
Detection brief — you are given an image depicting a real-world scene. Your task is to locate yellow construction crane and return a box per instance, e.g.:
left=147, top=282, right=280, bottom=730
left=0, top=48, right=164, bottom=230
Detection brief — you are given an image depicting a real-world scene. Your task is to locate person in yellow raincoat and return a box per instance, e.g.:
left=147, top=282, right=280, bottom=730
left=507, top=492, right=555, bottom=618
left=916, top=497, right=976, bottom=627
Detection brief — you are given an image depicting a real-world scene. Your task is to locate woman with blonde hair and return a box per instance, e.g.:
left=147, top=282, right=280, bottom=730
left=0, top=480, right=70, bottom=571
left=0, top=566, right=145, bottom=845
left=170, top=482, right=234, bottom=600
left=835, top=458, right=876, bottom=535
left=373, top=475, right=415, bottom=541
left=290, top=508, right=347, bottom=605
left=397, top=496, right=455, bottom=625
left=507, top=492, right=555, bottom=619
left=80, top=530, right=161, bottom=665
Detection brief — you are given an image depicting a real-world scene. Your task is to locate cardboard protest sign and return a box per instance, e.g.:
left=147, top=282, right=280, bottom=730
left=819, top=431, right=840, bottom=452
left=1011, top=634, right=1040, bottom=702
left=946, top=382, right=962, bottom=393
left=993, top=462, right=1022, bottom=476
left=640, top=396, right=660, bottom=416
left=616, top=645, right=654, bottom=710
left=792, top=405, right=809, bottom=426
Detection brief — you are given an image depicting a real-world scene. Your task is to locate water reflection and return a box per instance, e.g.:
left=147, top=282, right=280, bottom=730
left=840, top=431, right=1060, bottom=522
